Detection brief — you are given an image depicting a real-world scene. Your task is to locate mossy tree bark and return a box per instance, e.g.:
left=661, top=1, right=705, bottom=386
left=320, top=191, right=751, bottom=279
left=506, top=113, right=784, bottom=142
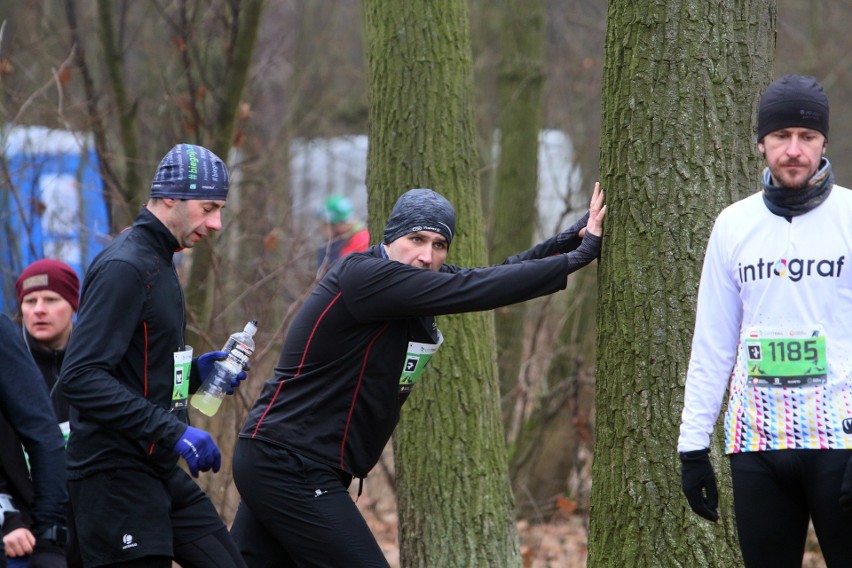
left=490, top=0, right=545, bottom=427
left=364, top=0, right=521, bottom=565
left=589, top=1, right=775, bottom=566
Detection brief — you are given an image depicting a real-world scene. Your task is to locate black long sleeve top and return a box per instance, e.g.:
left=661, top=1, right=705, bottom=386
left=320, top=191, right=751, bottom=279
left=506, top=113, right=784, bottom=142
left=60, top=208, right=202, bottom=479
left=241, top=227, right=600, bottom=479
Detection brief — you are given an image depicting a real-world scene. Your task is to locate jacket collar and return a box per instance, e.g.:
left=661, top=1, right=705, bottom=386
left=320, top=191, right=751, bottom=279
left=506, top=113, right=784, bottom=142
left=133, top=207, right=181, bottom=260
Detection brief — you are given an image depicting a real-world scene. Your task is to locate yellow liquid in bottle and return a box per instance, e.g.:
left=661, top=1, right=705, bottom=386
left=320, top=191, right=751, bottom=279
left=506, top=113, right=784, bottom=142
left=190, top=392, right=224, bottom=416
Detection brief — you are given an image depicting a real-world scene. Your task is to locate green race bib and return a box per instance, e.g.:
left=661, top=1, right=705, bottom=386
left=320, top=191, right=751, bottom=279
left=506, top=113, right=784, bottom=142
left=171, top=347, right=193, bottom=411
left=399, top=332, right=443, bottom=394
left=744, top=327, right=827, bottom=388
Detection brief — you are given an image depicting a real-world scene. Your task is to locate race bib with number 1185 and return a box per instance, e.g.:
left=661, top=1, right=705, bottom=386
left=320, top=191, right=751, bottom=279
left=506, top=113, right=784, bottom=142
left=744, top=327, right=827, bottom=388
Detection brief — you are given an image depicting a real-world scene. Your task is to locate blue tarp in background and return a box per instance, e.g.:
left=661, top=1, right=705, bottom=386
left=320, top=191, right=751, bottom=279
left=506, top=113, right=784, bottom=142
left=1, top=125, right=110, bottom=315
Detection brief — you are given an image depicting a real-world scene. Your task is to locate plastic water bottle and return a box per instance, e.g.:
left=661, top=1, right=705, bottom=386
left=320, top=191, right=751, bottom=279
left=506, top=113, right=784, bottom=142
left=190, top=320, right=258, bottom=416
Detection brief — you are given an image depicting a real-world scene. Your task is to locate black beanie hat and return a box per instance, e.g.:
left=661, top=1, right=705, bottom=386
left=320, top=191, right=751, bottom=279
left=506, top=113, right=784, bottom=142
left=757, top=75, right=829, bottom=141
left=383, top=189, right=456, bottom=245
left=150, top=144, right=229, bottom=200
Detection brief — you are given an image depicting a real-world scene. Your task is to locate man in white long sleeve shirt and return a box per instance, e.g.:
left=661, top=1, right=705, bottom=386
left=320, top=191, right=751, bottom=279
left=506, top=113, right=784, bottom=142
left=678, top=74, right=852, bottom=567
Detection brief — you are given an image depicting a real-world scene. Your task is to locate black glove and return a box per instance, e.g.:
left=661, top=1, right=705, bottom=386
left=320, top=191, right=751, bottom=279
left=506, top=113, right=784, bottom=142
left=840, top=455, right=852, bottom=513
left=680, top=448, right=719, bottom=522
left=556, top=211, right=591, bottom=252
left=29, top=539, right=68, bottom=568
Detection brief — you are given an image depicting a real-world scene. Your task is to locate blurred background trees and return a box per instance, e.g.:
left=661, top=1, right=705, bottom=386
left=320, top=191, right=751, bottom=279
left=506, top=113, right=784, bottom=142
left=0, top=0, right=847, bottom=564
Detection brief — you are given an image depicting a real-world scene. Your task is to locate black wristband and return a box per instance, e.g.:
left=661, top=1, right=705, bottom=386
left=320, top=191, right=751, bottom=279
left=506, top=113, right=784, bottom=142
left=37, top=524, right=69, bottom=546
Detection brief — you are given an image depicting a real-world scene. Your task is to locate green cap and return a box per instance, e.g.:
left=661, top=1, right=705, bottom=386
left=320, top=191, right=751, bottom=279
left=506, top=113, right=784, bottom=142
left=323, top=196, right=354, bottom=224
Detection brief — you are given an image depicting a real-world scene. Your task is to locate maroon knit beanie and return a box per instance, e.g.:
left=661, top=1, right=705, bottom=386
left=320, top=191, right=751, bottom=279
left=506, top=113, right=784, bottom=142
left=15, top=259, right=80, bottom=311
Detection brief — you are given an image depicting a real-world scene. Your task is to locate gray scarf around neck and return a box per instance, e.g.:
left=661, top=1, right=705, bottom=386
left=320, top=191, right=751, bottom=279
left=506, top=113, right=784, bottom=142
left=761, top=158, right=833, bottom=218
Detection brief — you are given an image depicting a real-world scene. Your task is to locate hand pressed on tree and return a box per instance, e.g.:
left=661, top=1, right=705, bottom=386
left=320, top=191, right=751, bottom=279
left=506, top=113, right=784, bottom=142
left=579, top=182, right=606, bottom=238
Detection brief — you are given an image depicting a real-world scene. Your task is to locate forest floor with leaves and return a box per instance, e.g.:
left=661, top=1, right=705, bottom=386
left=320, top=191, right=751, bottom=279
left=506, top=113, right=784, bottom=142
left=352, top=444, right=590, bottom=567
left=352, top=447, right=827, bottom=568
left=359, top=490, right=590, bottom=568
left=359, top=491, right=827, bottom=568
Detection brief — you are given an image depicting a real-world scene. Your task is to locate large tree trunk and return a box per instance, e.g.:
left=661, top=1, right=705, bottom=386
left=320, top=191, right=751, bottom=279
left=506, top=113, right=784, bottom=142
left=363, top=1, right=521, bottom=566
left=589, top=1, right=775, bottom=566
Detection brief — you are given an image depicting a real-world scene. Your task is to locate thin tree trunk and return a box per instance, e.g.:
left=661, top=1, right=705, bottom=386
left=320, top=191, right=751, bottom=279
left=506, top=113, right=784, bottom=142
left=185, top=1, right=265, bottom=344
left=511, top=267, right=598, bottom=519
left=64, top=0, right=122, bottom=231
left=95, top=0, right=142, bottom=228
left=491, top=0, right=546, bottom=430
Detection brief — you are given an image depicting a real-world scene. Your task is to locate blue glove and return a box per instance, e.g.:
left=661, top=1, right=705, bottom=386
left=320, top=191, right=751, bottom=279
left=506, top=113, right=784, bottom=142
left=174, top=426, right=221, bottom=477
left=226, top=362, right=249, bottom=395
left=196, top=350, right=227, bottom=382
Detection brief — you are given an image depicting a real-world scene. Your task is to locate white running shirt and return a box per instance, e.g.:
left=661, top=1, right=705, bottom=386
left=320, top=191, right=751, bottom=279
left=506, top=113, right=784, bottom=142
left=679, top=186, right=852, bottom=453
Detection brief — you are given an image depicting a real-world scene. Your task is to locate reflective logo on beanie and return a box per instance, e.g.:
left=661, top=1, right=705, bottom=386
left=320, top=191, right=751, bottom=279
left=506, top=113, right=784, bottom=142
left=21, top=274, right=49, bottom=291
left=404, top=222, right=453, bottom=241
left=186, top=145, right=198, bottom=185
left=799, top=108, right=824, bottom=123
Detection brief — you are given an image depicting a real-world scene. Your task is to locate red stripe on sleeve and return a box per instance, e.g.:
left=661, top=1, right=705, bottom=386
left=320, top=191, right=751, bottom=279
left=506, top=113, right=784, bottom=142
left=251, top=293, right=344, bottom=438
